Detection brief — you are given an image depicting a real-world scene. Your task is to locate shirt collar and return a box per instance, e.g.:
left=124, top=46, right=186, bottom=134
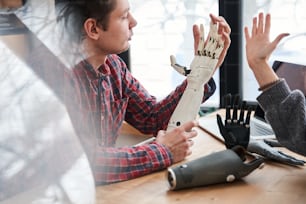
left=83, top=59, right=111, bottom=77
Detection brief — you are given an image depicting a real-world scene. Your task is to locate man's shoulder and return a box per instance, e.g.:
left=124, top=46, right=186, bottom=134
left=106, top=54, right=129, bottom=72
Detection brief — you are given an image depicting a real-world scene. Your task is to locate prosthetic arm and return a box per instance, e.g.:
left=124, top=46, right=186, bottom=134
left=167, top=146, right=264, bottom=190
left=217, top=94, right=305, bottom=166
left=167, top=22, right=224, bottom=130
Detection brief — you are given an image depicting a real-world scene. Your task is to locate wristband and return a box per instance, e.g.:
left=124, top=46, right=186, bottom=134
left=258, top=79, right=282, bottom=91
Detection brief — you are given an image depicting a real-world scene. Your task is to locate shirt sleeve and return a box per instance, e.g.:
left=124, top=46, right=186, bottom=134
left=93, top=142, right=172, bottom=185
left=257, top=80, right=306, bottom=156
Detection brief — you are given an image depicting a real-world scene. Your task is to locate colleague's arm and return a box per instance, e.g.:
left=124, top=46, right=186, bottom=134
left=244, top=13, right=288, bottom=90
left=244, top=12, right=306, bottom=156
left=257, top=80, right=306, bottom=156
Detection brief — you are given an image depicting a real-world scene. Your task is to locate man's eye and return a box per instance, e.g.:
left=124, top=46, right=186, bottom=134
left=121, top=13, right=129, bottom=19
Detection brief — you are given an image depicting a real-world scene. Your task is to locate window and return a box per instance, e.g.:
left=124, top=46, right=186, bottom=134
left=242, top=0, right=306, bottom=101
left=129, top=0, right=219, bottom=107
left=130, top=0, right=306, bottom=105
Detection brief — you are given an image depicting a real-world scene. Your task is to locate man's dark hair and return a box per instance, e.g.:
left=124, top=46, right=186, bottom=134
left=56, top=0, right=117, bottom=43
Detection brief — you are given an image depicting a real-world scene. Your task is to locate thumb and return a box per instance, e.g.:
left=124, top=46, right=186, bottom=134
left=263, top=139, right=282, bottom=147
left=216, top=114, right=224, bottom=129
left=216, top=114, right=228, bottom=137
left=271, top=33, right=289, bottom=49
left=180, top=120, right=198, bottom=132
left=193, top=24, right=200, bottom=55
left=264, top=33, right=289, bottom=60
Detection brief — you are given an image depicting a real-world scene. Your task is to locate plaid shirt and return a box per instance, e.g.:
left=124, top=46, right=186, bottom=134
left=25, top=35, right=215, bottom=185
left=66, top=54, right=216, bottom=184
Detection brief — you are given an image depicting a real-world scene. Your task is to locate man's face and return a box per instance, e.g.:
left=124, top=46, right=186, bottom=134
left=97, top=0, right=137, bottom=54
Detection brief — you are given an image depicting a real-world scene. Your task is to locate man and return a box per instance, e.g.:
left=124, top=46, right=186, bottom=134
left=56, top=0, right=231, bottom=184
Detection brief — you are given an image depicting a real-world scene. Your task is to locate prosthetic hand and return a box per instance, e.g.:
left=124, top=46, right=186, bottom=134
left=217, top=94, right=252, bottom=149
left=167, top=22, right=224, bottom=130
left=217, top=94, right=305, bottom=166
left=248, top=139, right=306, bottom=166
left=167, top=146, right=264, bottom=190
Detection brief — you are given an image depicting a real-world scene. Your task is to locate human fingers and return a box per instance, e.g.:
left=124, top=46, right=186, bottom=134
left=186, top=129, right=198, bottom=140
left=260, top=33, right=289, bottom=58
left=209, top=13, right=219, bottom=24
left=156, top=122, right=197, bottom=147
left=223, top=28, right=231, bottom=47
left=251, top=15, right=258, bottom=37
left=264, top=13, right=271, bottom=36
left=216, top=30, right=230, bottom=67
left=171, top=124, right=197, bottom=146
left=156, top=129, right=166, bottom=137
left=177, top=137, right=194, bottom=149
left=244, top=26, right=250, bottom=41
left=176, top=138, right=194, bottom=155
left=165, top=133, right=195, bottom=163
left=271, top=33, right=290, bottom=49
left=209, top=14, right=231, bottom=35
left=217, top=18, right=231, bottom=35
left=257, top=12, right=264, bottom=34
left=193, top=24, right=200, bottom=55
left=170, top=144, right=192, bottom=163
left=186, top=144, right=193, bottom=156
left=179, top=120, right=199, bottom=133
left=188, top=139, right=195, bottom=147
left=170, top=127, right=197, bottom=144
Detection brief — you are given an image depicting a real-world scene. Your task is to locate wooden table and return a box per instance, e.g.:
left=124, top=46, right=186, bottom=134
left=96, top=110, right=306, bottom=204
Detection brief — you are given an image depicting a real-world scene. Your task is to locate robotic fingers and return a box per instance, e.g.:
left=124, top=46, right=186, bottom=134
left=170, top=23, right=224, bottom=87
left=218, top=94, right=305, bottom=167
left=248, top=139, right=306, bottom=166
left=217, top=94, right=252, bottom=149
left=188, top=23, right=224, bottom=89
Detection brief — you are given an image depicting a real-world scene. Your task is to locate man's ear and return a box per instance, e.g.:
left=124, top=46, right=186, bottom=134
left=83, top=18, right=100, bottom=40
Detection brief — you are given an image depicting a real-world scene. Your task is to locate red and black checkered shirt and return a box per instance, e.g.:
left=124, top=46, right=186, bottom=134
left=60, top=54, right=216, bottom=184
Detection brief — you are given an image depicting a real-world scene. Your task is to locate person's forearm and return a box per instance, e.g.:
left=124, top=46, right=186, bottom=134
left=94, top=143, right=172, bottom=185
left=251, top=61, right=279, bottom=91
left=257, top=81, right=306, bottom=156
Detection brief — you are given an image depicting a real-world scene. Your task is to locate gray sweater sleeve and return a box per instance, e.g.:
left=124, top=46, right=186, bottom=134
left=257, top=79, right=306, bottom=156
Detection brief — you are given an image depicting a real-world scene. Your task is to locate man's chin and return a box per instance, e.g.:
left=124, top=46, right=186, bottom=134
left=119, top=45, right=130, bottom=54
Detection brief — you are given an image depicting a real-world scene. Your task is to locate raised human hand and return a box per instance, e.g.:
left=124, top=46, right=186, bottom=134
left=244, top=12, right=289, bottom=69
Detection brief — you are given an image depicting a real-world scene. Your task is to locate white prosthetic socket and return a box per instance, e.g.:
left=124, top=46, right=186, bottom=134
left=167, top=23, right=224, bottom=130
